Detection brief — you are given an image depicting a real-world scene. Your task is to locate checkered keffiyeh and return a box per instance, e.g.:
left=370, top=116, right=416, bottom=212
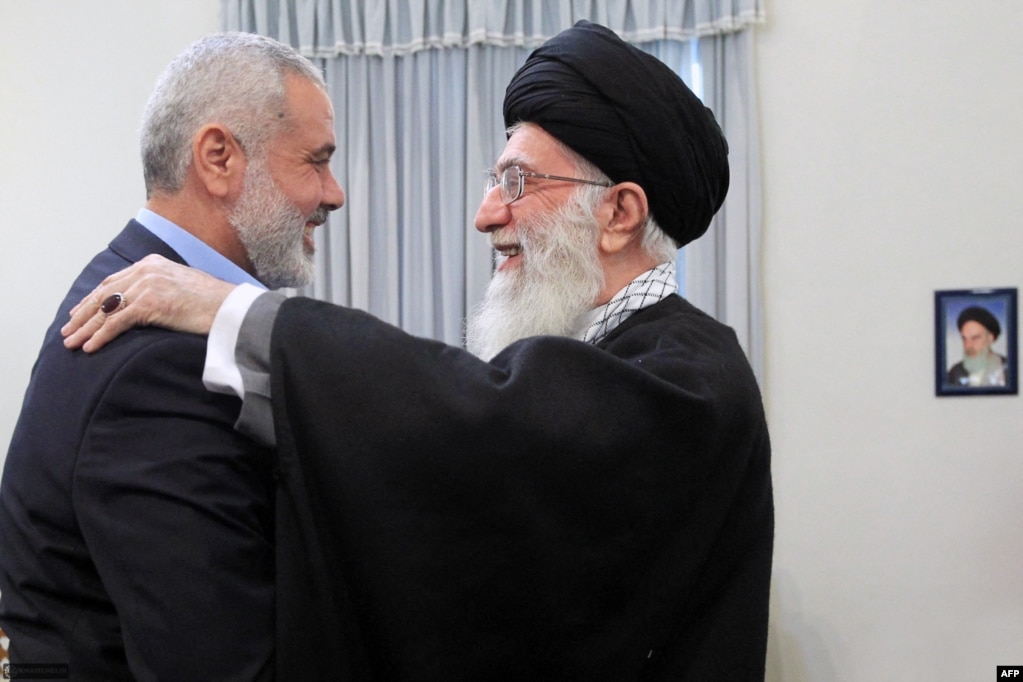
left=581, top=261, right=678, bottom=344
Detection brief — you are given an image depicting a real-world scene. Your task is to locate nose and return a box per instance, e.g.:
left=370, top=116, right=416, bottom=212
left=322, top=168, right=346, bottom=212
left=473, top=186, right=511, bottom=233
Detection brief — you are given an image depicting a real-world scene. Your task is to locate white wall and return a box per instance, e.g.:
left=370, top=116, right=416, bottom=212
left=0, top=1, right=220, bottom=457
left=759, top=1, right=1023, bottom=679
left=2, top=0, right=1021, bottom=678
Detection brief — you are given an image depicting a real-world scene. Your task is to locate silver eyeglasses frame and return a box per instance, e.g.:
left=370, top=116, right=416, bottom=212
left=484, top=165, right=612, bottom=205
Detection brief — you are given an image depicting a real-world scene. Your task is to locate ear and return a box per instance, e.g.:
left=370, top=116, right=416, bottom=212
left=191, top=123, right=246, bottom=200
left=597, top=182, right=649, bottom=255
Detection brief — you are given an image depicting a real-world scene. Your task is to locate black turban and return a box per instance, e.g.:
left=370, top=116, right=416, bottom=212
left=957, top=306, right=1001, bottom=339
left=503, top=20, right=729, bottom=248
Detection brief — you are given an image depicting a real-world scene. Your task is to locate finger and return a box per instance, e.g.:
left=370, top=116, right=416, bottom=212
left=63, top=290, right=107, bottom=337
left=64, top=300, right=145, bottom=353
left=62, top=310, right=108, bottom=350
left=81, top=310, right=141, bottom=353
left=63, top=288, right=135, bottom=352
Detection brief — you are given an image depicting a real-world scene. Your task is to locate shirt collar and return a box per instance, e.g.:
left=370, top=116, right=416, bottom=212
left=575, top=261, right=678, bottom=344
left=135, top=208, right=267, bottom=289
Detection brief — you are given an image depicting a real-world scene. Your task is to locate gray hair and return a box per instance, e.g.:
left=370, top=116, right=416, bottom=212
left=141, top=32, right=325, bottom=197
left=508, top=122, right=680, bottom=264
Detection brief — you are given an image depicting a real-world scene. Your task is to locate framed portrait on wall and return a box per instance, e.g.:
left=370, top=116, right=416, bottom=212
left=935, top=288, right=1017, bottom=396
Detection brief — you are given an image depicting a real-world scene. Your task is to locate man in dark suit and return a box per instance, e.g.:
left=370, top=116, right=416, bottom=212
left=0, top=33, right=344, bottom=679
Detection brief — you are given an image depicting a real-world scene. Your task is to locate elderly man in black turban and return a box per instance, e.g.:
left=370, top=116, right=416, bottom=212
left=63, top=21, right=773, bottom=682
left=947, top=305, right=1008, bottom=387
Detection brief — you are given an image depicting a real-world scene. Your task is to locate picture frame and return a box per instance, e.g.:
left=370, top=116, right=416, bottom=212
left=935, top=288, right=1017, bottom=396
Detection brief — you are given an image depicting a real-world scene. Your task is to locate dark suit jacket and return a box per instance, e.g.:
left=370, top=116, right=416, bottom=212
left=0, top=221, right=275, bottom=681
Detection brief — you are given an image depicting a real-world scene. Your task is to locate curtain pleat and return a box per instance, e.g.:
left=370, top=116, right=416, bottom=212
left=224, top=0, right=765, bottom=55
left=222, top=0, right=765, bottom=380
left=683, top=29, right=763, bottom=380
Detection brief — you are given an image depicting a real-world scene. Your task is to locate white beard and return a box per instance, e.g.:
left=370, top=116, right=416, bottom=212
left=465, top=194, right=604, bottom=361
left=230, top=158, right=325, bottom=290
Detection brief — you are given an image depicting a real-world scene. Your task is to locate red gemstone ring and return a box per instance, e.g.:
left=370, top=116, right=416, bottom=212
left=100, top=293, right=126, bottom=315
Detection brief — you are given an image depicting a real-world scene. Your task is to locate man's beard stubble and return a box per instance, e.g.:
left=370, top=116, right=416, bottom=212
left=465, top=193, right=605, bottom=361
left=230, top=158, right=325, bottom=290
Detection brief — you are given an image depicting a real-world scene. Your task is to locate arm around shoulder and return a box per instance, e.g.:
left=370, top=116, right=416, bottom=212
left=204, top=287, right=288, bottom=446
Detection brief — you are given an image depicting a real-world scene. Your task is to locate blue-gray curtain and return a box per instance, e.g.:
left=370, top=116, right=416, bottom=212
left=222, top=0, right=766, bottom=379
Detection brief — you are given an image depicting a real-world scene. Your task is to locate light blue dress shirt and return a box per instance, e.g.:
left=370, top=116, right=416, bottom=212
left=135, top=208, right=266, bottom=289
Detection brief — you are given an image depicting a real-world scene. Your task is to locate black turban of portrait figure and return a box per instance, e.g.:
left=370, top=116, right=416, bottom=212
left=503, top=20, right=730, bottom=248
left=957, top=305, right=1001, bottom=339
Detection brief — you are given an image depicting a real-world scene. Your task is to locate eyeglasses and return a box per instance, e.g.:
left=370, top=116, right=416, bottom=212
left=483, top=165, right=612, bottom=205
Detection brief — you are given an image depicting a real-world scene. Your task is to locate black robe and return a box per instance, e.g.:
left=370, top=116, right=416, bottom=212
left=269, top=294, right=773, bottom=681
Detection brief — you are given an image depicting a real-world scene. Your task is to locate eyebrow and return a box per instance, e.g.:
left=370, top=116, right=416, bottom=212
left=311, top=143, right=336, bottom=159
left=494, top=154, right=532, bottom=172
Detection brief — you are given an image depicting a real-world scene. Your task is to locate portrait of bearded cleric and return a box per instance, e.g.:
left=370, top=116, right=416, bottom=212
left=936, top=288, right=1017, bottom=396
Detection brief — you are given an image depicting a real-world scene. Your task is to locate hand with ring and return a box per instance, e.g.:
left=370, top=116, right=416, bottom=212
left=62, top=254, right=239, bottom=353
